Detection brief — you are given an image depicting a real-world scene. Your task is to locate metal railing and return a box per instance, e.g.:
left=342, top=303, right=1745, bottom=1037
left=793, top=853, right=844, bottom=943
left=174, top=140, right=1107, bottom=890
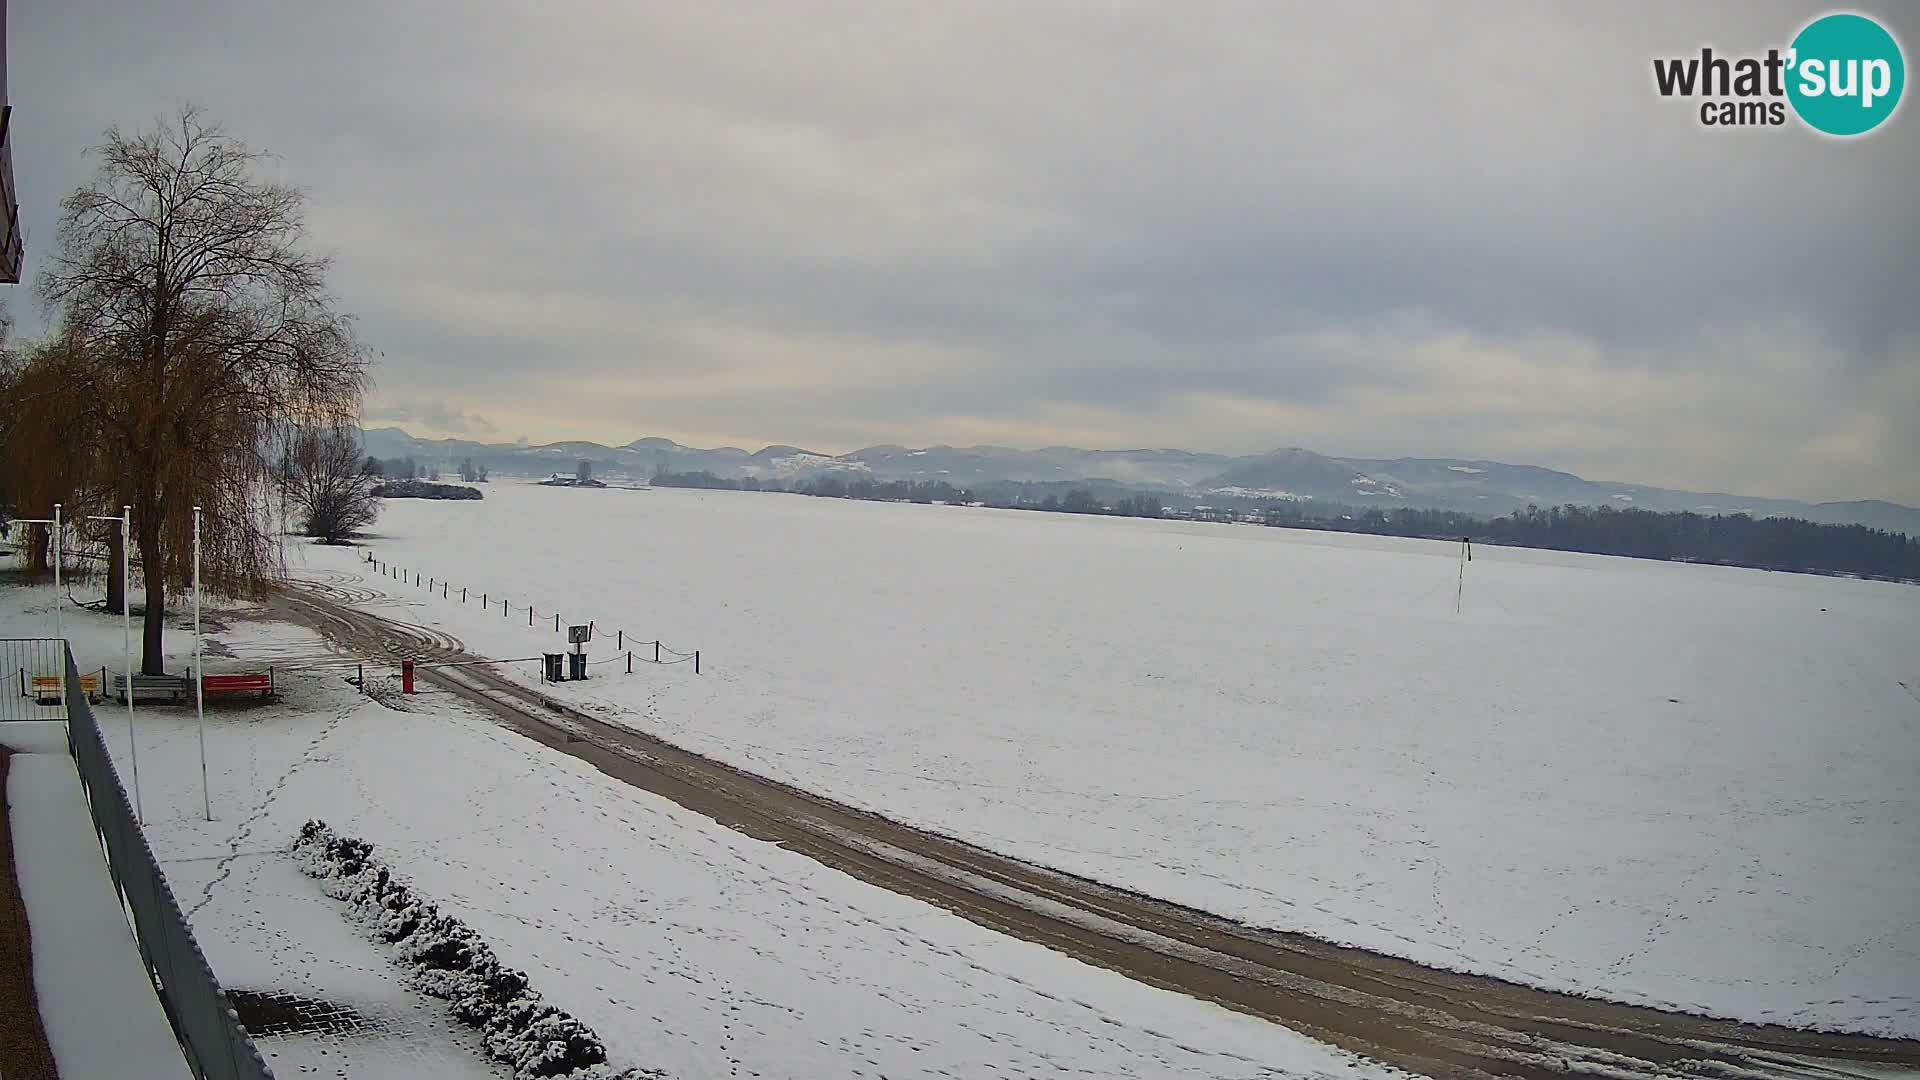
left=60, top=646, right=276, bottom=1080
left=2, top=636, right=72, bottom=721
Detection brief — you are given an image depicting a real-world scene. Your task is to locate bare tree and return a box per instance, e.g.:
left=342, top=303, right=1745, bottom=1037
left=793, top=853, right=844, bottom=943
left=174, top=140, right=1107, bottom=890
left=41, top=106, right=372, bottom=673
left=289, top=426, right=380, bottom=543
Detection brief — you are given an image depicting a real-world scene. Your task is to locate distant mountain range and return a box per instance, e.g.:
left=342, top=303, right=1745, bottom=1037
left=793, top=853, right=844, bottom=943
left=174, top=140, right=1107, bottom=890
left=358, top=427, right=1920, bottom=534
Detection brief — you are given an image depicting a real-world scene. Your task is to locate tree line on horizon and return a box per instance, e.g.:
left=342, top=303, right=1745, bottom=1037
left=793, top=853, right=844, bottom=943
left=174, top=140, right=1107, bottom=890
left=356, top=455, right=489, bottom=483
left=651, top=469, right=1920, bottom=582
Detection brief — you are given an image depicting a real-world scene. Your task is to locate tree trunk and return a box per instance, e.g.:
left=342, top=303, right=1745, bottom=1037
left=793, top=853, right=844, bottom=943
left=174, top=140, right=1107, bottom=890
left=27, top=527, right=49, bottom=576
left=105, top=528, right=126, bottom=615
left=137, top=513, right=167, bottom=675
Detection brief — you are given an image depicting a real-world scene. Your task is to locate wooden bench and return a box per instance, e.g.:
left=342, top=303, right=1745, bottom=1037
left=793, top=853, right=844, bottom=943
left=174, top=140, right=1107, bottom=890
left=201, top=671, right=276, bottom=701
left=112, top=674, right=191, bottom=705
left=29, top=673, right=101, bottom=705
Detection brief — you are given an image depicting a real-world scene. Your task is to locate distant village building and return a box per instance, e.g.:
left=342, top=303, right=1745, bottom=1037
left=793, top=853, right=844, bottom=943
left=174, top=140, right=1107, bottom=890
left=539, top=473, right=608, bottom=488
left=539, top=458, right=608, bottom=488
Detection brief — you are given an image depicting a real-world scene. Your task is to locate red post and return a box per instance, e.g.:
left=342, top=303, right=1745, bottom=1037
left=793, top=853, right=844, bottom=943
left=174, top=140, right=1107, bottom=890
left=654, top=640, right=661, bottom=664
left=626, top=651, right=632, bottom=674
left=401, top=658, right=416, bottom=695
left=694, top=650, right=701, bottom=675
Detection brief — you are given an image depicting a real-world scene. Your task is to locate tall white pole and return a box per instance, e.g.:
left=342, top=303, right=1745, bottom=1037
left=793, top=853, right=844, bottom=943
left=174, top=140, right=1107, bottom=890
left=194, top=507, right=210, bottom=820
left=52, top=504, right=63, bottom=646
left=123, top=506, right=142, bottom=825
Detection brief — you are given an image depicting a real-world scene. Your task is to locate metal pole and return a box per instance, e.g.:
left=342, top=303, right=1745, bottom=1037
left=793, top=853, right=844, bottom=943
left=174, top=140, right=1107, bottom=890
left=194, top=506, right=210, bottom=821
left=120, top=507, right=141, bottom=825
left=52, top=504, right=62, bottom=648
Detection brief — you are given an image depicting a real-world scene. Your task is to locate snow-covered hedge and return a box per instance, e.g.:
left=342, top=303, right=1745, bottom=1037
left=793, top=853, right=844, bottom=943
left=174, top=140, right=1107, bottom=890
left=293, top=820, right=662, bottom=1079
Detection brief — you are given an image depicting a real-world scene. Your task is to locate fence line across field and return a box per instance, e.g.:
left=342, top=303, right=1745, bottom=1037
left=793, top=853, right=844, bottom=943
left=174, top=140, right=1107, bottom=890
left=249, top=645, right=698, bottom=696
left=353, top=552, right=704, bottom=673
left=257, top=645, right=698, bottom=675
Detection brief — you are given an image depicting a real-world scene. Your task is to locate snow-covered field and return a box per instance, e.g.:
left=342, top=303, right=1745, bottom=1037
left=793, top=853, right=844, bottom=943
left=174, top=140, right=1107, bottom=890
left=297, top=482, right=1919, bottom=1037
left=0, top=584, right=1385, bottom=1079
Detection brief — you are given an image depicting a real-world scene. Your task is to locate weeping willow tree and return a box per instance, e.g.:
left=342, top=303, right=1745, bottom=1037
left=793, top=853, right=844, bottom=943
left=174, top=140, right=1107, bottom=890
left=38, top=106, right=372, bottom=673
left=0, top=334, right=112, bottom=579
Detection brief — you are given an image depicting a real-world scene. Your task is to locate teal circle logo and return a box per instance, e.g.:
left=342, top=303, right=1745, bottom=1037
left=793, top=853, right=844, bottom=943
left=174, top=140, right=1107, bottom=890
left=1786, top=13, right=1905, bottom=136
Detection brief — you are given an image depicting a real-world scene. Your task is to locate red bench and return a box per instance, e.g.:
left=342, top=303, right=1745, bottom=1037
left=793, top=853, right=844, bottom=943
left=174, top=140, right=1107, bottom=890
left=201, top=671, right=276, bottom=700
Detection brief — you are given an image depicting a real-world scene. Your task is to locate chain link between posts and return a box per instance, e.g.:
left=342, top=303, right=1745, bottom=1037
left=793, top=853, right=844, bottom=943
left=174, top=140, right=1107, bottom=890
left=277, top=552, right=707, bottom=685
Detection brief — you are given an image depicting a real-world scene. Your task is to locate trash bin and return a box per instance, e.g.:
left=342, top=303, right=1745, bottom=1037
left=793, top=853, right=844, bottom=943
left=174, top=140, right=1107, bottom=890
left=542, top=653, right=565, bottom=682
left=568, top=652, right=587, bottom=681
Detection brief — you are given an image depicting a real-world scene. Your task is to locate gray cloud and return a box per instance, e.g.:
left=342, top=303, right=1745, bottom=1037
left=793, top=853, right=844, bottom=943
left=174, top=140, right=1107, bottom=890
left=9, top=0, right=1918, bottom=502
left=362, top=400, right=498, bottom=437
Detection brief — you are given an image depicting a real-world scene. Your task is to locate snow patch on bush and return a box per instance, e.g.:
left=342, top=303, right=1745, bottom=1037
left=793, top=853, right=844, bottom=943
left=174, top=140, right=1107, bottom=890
left=293, top=820, right=663, bottom=1079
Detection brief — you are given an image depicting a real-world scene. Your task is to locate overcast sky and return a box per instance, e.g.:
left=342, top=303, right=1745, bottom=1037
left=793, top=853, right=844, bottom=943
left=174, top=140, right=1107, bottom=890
left=9, top=2, right=1918, bottom=502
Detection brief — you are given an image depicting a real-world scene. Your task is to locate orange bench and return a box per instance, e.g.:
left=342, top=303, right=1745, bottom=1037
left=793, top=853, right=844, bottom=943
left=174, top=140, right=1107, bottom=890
left=201, top=671, right=275, bottom=700
left=30, top=673, right=101, bottom=704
